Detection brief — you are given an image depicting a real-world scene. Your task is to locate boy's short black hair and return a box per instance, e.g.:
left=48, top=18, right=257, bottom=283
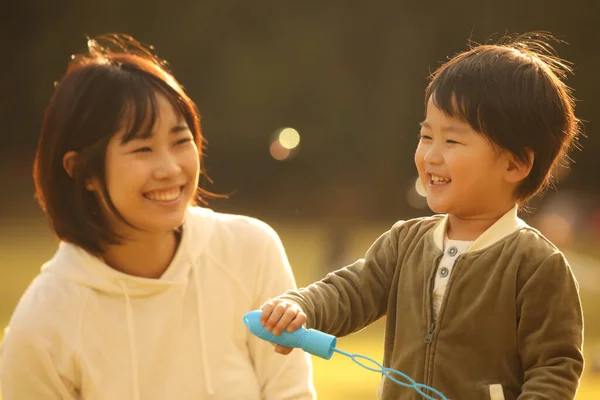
left=425, top=32, right=580, bottom=203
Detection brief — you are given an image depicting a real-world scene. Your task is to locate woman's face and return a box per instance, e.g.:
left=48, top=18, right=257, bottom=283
left=97, top=93, right=200, bottom=237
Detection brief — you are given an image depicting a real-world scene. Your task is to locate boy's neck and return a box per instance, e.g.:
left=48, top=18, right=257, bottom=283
left=446, top=205, right=515, bottom=241
left=101, top=230, right=181, bottom=279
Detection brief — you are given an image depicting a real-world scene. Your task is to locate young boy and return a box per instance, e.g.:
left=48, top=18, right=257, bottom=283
left=260, top=34, right=584, bottom=399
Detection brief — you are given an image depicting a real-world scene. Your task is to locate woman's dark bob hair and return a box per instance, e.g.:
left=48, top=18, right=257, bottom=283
left=34, top=34, right=210, bottom=255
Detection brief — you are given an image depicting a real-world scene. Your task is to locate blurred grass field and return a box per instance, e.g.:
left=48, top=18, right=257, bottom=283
left=1, top=214, right=599, bottom=399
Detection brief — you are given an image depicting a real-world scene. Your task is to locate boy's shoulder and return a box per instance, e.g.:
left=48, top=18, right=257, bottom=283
left=499, top=225, right=573, bottom=285
left=507, top=224, right=564, bottom=260
left=389, top=214, right=445, bottom=239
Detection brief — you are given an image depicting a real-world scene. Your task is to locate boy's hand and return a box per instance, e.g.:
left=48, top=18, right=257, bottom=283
left=260, top=299, right=307, bottom=355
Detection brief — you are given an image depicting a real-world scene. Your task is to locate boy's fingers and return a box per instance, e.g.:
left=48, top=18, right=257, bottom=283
left=273, top=308, right=298, bottom=336
left=274, top=344, right=294, bottom=355
left=260, top=301, right=277, bottom=325
left=287, top=313, right=307, bottom=332
left=265, top=301, right=288, bottom=331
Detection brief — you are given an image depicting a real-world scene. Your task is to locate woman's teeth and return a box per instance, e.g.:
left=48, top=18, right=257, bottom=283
left=144, top=187, right=182, bottom=201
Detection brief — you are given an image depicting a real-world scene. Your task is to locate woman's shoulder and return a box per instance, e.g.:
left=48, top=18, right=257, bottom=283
left=186, top=206, right=281, bottom=244
left=6, top=268, right=83, bottom=336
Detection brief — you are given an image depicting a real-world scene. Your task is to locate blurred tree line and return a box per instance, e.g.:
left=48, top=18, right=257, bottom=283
left=1, top=0, right=598, bottom=221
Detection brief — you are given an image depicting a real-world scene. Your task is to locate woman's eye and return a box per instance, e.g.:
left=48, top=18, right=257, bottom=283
left=133, top=147, right=152, bottom=153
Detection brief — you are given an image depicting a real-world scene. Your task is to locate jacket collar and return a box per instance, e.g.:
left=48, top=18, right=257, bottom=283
left=432, top=205, right=527, bottom=252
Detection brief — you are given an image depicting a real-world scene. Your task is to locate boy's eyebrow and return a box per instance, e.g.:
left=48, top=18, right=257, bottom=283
left=419, top=121, right=468, bottom=133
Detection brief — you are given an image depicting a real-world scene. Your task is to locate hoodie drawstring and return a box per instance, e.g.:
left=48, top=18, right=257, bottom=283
left=119, top=281, right=140, bottom=400
left=192, top=261, right=215, bottom=395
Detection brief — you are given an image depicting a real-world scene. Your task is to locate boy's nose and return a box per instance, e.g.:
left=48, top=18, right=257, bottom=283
left=424, top=146, right=443, bottom=164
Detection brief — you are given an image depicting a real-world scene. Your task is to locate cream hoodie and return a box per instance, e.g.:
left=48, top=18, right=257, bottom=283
left=0, top=207, right=315, bottom=400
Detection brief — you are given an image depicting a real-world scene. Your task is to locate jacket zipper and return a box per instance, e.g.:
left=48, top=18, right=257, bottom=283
left=424, top=321, right=436, bottom=343
left=424, top=254, right=443, bottom=343
left=422, top=253, right=443, bottom=395
left=423, top=254, right=463, bottom=394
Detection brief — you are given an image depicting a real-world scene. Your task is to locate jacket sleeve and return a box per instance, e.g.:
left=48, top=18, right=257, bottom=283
left=278, top=222, right=401, bottom=337
left=0, top=286, right=78, bottom=400
left=247, top=225, right=316, bottom=400
left=516, top=252, right=584, bottom=399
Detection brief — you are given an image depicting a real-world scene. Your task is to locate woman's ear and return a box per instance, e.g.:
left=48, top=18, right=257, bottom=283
left=63, top=151, right=97, bottom=191
left=62, top=151, right=78, bottom=178
left=506, top=148, right=534, bottom=183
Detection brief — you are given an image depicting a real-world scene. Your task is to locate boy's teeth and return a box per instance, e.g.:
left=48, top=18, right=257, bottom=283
left=145, top=187, right=181, bottom=201
left=431, top=175, right=450, bottom=184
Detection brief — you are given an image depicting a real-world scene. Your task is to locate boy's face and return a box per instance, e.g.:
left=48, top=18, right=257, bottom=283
left=97, top=93, right=200, bottom=237
left=414, top=98, right=516, bottom=217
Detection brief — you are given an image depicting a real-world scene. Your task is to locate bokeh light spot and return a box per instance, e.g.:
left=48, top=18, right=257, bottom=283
left=278, top=127, right=300, bottom=149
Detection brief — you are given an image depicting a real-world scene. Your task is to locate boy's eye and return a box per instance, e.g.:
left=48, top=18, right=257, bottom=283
left=446, top=139, right=460, bottom=144
left=133, top=147, right=152, bottom=153
left=419, top=134, right=432, bottom=140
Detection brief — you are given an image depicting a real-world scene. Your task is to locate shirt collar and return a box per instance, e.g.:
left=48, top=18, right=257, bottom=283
left=432, top=204, right=526, bottom=252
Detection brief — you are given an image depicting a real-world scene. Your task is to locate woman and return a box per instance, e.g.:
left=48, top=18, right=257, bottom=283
left=0, top=34, right=315, bottom=400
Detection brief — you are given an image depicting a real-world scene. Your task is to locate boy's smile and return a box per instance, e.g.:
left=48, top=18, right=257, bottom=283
left=429, top=174, right=451, bottom=185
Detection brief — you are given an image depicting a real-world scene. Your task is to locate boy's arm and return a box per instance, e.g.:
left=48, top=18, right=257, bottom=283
left=517, top=252, right=584, bottom=399
left=277, top=222, right=402, bottom=338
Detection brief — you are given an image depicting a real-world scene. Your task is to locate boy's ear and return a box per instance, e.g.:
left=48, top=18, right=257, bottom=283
left=505, top=148, right=534, bottom=183
left=62, top=151, right=78, bottom=178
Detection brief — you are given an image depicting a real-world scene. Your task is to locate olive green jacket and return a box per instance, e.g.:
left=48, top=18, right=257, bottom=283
left=280, top=207, right=584, bottom=399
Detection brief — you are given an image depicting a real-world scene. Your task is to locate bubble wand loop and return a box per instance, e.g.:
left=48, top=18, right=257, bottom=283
left=243, top=311, right=448, bottom=400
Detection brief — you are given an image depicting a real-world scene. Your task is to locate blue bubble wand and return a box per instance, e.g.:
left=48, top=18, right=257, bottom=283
left=243, top=311, right=448, bottom=400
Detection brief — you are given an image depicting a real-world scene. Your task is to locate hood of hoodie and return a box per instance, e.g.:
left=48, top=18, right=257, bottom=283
left=39, top=207, right=218, bottom=398
left=41, top=207, right=215, bottom=297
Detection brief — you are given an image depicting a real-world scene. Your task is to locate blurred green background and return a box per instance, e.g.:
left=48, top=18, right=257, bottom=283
left=2, top=0, right=600, bottom=398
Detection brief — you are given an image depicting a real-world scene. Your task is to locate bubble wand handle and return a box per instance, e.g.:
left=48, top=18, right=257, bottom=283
left=243, top=311, right=337, bottom=359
